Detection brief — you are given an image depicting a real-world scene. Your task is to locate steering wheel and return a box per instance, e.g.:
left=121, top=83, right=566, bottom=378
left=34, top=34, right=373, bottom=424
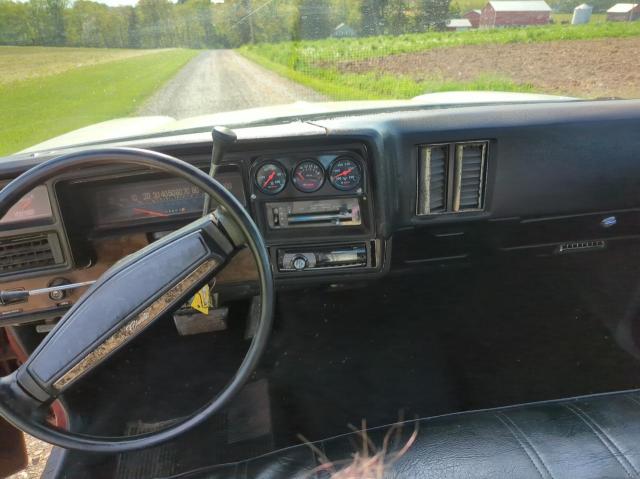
left=0, top=148, right=274, bottom=453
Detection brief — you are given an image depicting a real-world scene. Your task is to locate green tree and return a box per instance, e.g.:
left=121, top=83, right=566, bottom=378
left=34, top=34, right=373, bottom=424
left=0, top=0, right=32, bottom=45
left=360, top=0, right=388, bottom=36
left=298, top=0, right=332, bottom=39
left=46, top=0, right=67, bottom=44
left=137, top=0, right=175, bottom=48
left=329, top=0, right=362, bottom=29
left=127, top=7, right=140, bottom=48
left=385, top=0, right=410, bottom=34
left=416, top=0, right=450, bottom=31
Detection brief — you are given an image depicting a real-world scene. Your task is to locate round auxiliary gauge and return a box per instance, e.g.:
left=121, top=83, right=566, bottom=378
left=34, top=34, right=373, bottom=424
left=292, top=160, right=325, bottom=193
left=255, top=162, right=287, bottom=195
left=329, top=157, right=362, bottom=191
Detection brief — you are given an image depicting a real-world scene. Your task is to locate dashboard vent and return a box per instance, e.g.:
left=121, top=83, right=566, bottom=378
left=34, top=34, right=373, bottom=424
left=558, top=240, right=605, bottom=254
left=0, top=233, right=63, bottom=276
left=417, top=145, right=449, bottom=215
left=417, top=141, right=489, bottom=215
left=454, top=142, right=487, bottom=212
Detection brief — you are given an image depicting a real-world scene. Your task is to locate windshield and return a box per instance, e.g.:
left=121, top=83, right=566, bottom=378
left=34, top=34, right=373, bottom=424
left=0, top=0, right=638, bottom=155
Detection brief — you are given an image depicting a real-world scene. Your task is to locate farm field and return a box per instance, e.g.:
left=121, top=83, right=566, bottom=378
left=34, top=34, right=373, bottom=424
left=0, top=46, right=173, bottom=86
left=338, top=37, right=640, bottom=99
left=0, top=47, right=197, bottom=156
left=240, top=22, right=640, bottom=100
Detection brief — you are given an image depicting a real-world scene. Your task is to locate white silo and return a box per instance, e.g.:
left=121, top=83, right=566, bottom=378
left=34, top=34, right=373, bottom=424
left=572, top=3, right=593, bottom=24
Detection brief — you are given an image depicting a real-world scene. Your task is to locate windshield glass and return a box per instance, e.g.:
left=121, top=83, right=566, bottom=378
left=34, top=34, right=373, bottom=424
left=0, top=0, right=638, bottom=154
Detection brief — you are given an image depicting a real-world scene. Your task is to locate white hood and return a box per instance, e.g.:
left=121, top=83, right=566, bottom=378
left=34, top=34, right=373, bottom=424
left=21, top=91, right=575, bottom=154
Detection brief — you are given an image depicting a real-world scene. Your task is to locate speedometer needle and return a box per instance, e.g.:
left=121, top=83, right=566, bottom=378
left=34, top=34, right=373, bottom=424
left=336, top=168, right=354, bottom=178
left=133, top=207, right=168, bottom=218
left=262, top=171, right=276, bottom=188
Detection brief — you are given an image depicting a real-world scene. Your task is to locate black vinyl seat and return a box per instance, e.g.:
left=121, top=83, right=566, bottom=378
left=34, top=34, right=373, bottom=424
left=172, top=389, right=640, bottom=479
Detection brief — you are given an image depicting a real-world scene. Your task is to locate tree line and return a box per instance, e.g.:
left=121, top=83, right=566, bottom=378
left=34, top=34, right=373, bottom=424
left=0, top=0, right=453, bottom=49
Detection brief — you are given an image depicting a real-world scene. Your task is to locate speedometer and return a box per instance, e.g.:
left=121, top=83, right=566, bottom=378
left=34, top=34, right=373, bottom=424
left=329, top=157, right=362, bottom=191
left=86, top=171, right=245, bottom=228
left=96, top=179, right=204, bottom=225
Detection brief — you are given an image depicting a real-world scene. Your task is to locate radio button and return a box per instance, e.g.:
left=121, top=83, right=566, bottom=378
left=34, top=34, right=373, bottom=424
left=292, top=256, right=308, bottom=271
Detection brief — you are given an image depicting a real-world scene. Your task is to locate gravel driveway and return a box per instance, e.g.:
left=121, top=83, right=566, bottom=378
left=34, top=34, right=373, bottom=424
left=137, top=49, right=327, bottom=118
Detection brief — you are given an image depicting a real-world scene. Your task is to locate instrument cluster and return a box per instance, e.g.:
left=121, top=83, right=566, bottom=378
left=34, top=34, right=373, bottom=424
left=254, top=155, right=363, bottom=196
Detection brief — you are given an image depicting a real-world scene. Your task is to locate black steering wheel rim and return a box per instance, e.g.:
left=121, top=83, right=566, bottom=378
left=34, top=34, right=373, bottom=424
left=0, top=147, right=274, bottom=453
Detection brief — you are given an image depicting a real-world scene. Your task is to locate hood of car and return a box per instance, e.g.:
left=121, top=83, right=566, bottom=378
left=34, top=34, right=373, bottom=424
left=21, top=91, right=576, bottom=154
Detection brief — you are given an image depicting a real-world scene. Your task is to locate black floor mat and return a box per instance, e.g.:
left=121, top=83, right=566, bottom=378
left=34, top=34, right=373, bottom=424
left=57, top=257, right=640, bottom=476
left=114, top=379, right=273, bottom=479
left=263, top=259, right=640, bottom=446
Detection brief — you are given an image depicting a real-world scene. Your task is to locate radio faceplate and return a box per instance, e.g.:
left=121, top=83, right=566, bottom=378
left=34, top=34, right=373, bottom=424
left=277, top=243, right=369, bottom=272
left=265, top=198, right=361, bottom=229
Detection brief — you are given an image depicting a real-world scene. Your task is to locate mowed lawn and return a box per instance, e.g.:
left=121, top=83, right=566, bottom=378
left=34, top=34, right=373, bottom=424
left=239, top=21, right=640, bottom=100
left=0, top=47, right=197, bottom=156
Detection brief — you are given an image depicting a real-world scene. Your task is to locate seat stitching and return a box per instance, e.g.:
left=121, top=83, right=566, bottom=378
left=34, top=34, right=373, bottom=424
left=494, top=412, right=552, bottom=479
left=564, top=404, right=639, bottom=479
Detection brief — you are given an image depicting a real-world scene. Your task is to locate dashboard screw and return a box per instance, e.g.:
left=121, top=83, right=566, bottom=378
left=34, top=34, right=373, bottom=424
left=50, top=290, right=65, bottom=301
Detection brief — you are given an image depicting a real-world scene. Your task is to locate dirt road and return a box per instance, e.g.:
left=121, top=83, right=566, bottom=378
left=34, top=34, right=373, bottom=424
left=137, top=50, right=327, bottom=118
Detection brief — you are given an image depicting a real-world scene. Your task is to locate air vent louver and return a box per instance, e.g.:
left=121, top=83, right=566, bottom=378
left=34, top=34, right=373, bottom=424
left=558, top=240, right=605, bottom=254
left=0, top=233, right=62, bottom=276
left=454, top=143, right=487, bottom=212
left=417, top=141, right=488, bottom=215
left=417, top=145, right=448, bottom=215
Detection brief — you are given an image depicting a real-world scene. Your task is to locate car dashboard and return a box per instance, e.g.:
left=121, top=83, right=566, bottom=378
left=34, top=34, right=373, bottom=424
left=1, top=99, right=640, bottom=334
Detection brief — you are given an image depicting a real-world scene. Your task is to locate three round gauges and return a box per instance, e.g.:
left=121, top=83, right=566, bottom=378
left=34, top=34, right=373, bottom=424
left=254, top=157, right=362, bottom=195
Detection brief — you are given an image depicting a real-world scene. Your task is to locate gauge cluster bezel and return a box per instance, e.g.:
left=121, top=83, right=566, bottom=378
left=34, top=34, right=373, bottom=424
left=251, top=152, right=366, bottom=199
left=292, top=159, right=325, bottom=193
left=254, top=161, right=288, bottom=195
left=248, top=147, right=374, bottom=248
left=328, top=157, right=363, bottom=192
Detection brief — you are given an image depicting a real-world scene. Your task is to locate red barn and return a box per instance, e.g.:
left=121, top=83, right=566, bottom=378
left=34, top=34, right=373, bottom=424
left=479, top=1, right=552, bottom=27
left=463, top=9, right=482, bottom=28
left=606, top=3, right=640, bottom=21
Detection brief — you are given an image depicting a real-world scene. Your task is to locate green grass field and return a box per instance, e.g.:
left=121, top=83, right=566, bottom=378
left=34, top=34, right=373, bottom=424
left=0, top=46, right=171, bottom=85
left=0, top=47, right=197, bottom=156
left=240, top=21, right=640, bottom=101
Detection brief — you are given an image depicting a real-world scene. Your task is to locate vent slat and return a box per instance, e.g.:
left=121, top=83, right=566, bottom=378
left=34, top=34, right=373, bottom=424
left=429, top=148, right=446, bottom=213
left=0, top=234, right=58, bottom=275
left=417, top=145, right=448, bottom=215
left=455, top=143, right=487, bottom=212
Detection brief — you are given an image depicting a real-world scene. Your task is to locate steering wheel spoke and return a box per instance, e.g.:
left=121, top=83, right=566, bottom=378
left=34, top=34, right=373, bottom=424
left=17, top=214, right=236, bottom=403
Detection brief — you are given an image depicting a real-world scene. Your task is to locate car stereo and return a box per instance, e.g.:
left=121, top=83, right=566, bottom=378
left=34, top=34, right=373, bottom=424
left=277, top=243, right=368, bottom=272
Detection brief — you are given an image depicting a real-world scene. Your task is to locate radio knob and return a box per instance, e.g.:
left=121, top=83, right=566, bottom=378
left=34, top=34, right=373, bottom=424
left=292, top=256, right=308, bottom=271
